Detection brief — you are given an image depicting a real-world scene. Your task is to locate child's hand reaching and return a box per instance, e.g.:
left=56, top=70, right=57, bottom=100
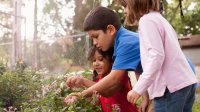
left=64, top=92, right=82, bottom=105
left=66, top=76, right=84, bottom=88
left=139, top=91, right=150, bottom=112
left=139, top=98, right=149, bottom=112
left=127, top=90, right=141, bottom=105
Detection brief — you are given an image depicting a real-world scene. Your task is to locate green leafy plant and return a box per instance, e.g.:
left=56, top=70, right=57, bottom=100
left=0, top=62, right=41, bottom=111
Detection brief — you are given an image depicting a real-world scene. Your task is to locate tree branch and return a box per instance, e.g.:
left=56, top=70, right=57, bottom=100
left=0, top=22, right=11, bottom=29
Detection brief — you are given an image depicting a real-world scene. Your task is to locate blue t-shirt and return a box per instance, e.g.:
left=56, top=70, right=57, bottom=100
left=112, top=26, right=142, bottom=72
left=187, top=58, right=199, bottom=88
left=187, top=58, right=195, bottom=74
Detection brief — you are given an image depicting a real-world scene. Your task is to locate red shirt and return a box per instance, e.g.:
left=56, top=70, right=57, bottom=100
left=97, top=75, right=138, bottom=112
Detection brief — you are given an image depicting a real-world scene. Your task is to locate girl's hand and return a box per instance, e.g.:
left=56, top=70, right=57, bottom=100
left=127, top=90, right=140, bottom=104
left=139, top=91, right=150, bottom=112
left=66, top=76, right=84, bottom=88
left=139, top=98, right=149, bottom=112
left=64, top=92, right=82, bottom=105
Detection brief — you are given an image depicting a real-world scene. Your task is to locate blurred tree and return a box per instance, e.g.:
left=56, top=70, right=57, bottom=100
left=42, top=0, right=73, bottom=36
left=0, top=0, right=12, bottom=42
left=0, top=0, right=12, bottom=62
left=41, top=0, right=93, bottom=70
left=162, top=0, right=200, bottom=35
left=73, top=0, right=95, bottom=30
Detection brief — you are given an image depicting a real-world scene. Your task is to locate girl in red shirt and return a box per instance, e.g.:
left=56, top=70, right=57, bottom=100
left=66, top=47, right=138, bottom=112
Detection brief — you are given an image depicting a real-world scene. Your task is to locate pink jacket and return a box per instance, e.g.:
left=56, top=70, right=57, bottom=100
left=133, top=11, right=198, bottom=99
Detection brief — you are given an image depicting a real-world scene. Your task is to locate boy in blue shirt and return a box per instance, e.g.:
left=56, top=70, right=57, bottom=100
left=77, top=6, right=142, bottom=96
left=66, top=6, right=142, bottom=96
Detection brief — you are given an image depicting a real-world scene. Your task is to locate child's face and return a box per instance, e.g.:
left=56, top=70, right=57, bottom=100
left=92, top=51, right=112, bottom=76
left=87, top=25, right=116, bottom=51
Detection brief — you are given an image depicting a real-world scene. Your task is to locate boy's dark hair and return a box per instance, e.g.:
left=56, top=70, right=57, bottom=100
left=88, top=46, right=114, bottom=81
left=84, top=6, right=121, bottom=32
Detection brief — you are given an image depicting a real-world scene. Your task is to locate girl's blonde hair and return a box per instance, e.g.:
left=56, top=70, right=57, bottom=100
left=119, top=0, right=160, bottom=25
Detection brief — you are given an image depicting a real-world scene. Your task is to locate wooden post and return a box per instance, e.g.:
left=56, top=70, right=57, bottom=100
left=33, top=0, right=38, bottom=69
left=12, top=0, right=22, bottom=68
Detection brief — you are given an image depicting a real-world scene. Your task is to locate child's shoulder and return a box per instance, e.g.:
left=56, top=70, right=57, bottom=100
left=140, top=11, right=161, bottom=21
left=115, top=27, right=139, bottom=46
left=119, top=31, right=139, bottom=43
left=139, top=11, right=164, bottom=27
left=118, top=32, right=139, bottom=47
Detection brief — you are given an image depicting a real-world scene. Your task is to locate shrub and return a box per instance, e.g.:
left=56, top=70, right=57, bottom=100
left=0, top=63, right=41, bottom=111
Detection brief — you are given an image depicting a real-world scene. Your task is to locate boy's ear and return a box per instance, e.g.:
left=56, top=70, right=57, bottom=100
left=106, top=25, right=116, bottom=36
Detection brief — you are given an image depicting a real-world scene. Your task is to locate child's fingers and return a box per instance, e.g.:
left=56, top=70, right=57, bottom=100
left=66, top=78, right=72, bottom=87
left=64, top=95, right=78, bottom=105
left=66, top=76, right=78, bottom=87
left=127, top=91, right=134, bottom=103
left=74, top=80, right=80, bottom=87
left=127, top=90, right=140, bottom=104
left=64, top=92, right=82, bottom=104
left=66, top=76, right=83, bottom=88
left=70, top=76, right=83, bottom=87
left=139, top=104, right=147, bottom=112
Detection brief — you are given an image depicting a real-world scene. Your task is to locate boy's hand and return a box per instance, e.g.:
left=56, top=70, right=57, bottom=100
left=127, top=90, right=140, bottom=104
left=66, top=76, right=84, bottom=88
left=64, top=92, right=82, bottom=105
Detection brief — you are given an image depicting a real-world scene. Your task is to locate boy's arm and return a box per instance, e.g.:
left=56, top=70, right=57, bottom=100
left=81, top=70, right=126, bottom=97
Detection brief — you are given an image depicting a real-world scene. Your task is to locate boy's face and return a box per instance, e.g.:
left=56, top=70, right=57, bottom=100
left=92, top=51, right=112, bottom=76
left=87, top=25, right=116, bottom=51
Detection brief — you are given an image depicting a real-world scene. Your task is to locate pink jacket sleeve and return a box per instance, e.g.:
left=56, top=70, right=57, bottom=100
left=133, top=17, right=165, bottom=95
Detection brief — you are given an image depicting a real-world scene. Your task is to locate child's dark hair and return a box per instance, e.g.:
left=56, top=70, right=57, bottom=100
left=119, top=0, right=160, bottom=25
left=88, top=46, right=114, bottom=81
left=83, top=6, right=121, bottom=32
